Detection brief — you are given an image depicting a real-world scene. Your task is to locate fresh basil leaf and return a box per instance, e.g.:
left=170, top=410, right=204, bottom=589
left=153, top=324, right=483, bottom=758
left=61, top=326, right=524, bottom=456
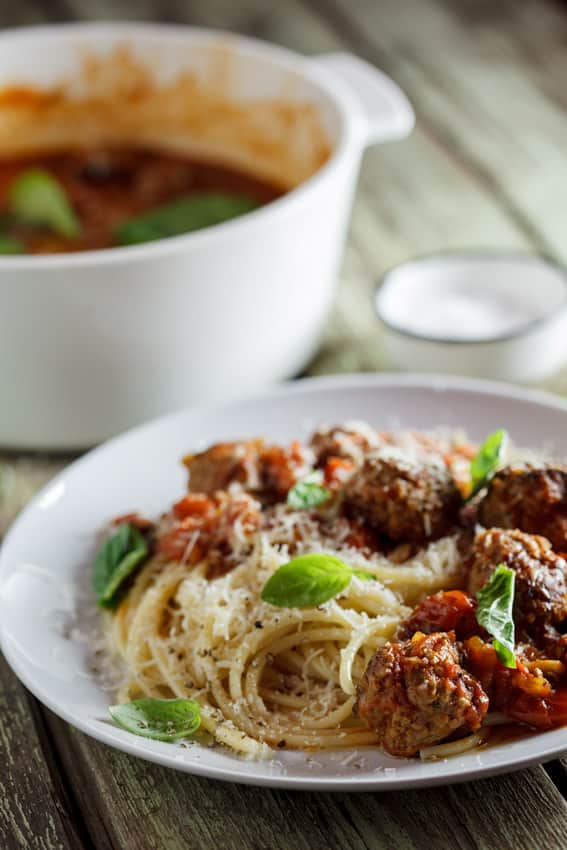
left=476, top=564, right=516, bottom=668
left=109, top=698, right=201, bottom=742
left=287, top=471, right=331, bottom=510
left=261, top=553, right=353, bottom=608
left=116, top=192, right=259, bottom=245
left=0, top=235, right=24, bottom=254
left=469, top=428, right=508, bottom=498
left=351, top=568, right=376, bottom=582
left=9, top=169, right=81, bottom=238
left=93, top=523, right=149, bottom=609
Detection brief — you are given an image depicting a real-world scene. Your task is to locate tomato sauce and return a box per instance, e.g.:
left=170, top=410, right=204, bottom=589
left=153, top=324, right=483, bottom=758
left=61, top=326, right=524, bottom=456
left=0, top=148, right=285, bottom=253
left=482, top=721, right=536, bottom=749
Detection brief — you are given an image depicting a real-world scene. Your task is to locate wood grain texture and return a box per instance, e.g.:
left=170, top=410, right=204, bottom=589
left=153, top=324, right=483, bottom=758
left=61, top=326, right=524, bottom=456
left=3, top=1, right=567, bottom=848
left=42, top=709, right=567, bottom=850
left=0, top=455, right=70, bottom=537
left=0, top=655, right=84, bottom=850
left=295, top=0, right=567, bottom=386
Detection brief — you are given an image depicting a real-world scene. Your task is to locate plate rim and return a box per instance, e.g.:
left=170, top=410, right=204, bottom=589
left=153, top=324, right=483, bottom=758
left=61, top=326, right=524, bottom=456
left=3, top=371, right=567, bottom=790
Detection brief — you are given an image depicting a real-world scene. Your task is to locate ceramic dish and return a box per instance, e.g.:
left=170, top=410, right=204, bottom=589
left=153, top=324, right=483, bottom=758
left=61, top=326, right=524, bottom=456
left=375, top=253, right=567, bottom=382
left=0, top=23, right=413, bottom=450
left=1, top=373, right=567, bottom=791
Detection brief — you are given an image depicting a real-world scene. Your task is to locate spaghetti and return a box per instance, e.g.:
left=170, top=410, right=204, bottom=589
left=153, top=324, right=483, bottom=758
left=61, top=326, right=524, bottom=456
left=96, top=423, right=567, bottom=761
left=102, top=426, right=467, bottom=758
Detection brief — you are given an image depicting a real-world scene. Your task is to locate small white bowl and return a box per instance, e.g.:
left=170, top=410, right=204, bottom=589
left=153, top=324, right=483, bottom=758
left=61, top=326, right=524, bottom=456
left=375, top=253, right=567, bottom=383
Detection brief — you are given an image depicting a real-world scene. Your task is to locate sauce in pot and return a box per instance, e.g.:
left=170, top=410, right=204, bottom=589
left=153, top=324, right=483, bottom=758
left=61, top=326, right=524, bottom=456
left=0, top=148, right=285, bottom=254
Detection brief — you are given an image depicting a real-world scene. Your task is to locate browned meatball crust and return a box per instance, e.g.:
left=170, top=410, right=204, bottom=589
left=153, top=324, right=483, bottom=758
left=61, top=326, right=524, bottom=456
left=310, top=424, right=380, bottom=468
left=343, top=451, right=461, bottom=543
left=183, top=439, right=312, bottom=503
left=184, top=440, right=265, bottom=494
left=466, top=528, right=567, bottom=643
left=478, top=465, right=567, bottom=552
left=355, top=632, right=488, bottom=757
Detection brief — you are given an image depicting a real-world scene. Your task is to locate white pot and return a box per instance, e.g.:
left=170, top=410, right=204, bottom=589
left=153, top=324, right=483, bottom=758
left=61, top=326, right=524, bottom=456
left=0, top=23, right=413, bottom=449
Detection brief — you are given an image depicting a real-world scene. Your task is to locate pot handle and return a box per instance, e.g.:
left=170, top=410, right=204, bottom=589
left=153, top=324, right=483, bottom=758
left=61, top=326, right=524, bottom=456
left=309, top=52, right=414, bottom=145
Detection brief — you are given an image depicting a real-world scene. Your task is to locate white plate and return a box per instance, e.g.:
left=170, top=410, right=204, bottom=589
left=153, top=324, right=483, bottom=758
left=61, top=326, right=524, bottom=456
left=2, top=373, right=567, bottom=790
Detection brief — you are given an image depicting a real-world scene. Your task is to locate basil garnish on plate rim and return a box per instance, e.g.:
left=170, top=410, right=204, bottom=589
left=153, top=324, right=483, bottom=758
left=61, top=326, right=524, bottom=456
left=109, top=697, right=201, bottom=742
left=476, top=563, right=516, bottom=668
left=93, top=523, right=149, bottom=609
left=468, top=428, right=508, bottom=499
left=287, top=471, right=331, bottom=510
left=260, top=553, right=376, bottom=609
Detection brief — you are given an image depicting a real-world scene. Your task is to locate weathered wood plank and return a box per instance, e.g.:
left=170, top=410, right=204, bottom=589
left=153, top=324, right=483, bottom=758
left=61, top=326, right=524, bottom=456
left=302, top=0, right=567, bottom=251
left=295, top=0, right=567, bottom=387
left=546, top=759, right=567, bottom=798
left=0, top=655, right=85, bottom=850
left=0, top=454, right=70, bottom=538
left=61, top=0, right=159, bottom=20
left=0, top=452, right=83, bottom=846
left=43, top=708, right=567, bottom=850
left=0, top=0, right=60, bottom=27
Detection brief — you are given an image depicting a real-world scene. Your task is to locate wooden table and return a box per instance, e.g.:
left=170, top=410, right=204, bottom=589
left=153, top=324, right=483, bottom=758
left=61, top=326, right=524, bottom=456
left=3, top=1, right=567, bottom=847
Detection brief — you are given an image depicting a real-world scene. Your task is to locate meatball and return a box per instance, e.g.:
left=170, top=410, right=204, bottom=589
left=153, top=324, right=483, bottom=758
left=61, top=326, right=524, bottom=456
left=343, top=450, right=461, bottom=543
left=310, top=423, right=380, bottom=468
left=478, top=465, right=567, bottom=552
left=184, top=440, right=265, bottom=494
left=355, top=632, right=488, bottom=757
left=397, top=590, right=480, bottom=641
left=466, top=528, right=567, bottom=643
left=259, top=442, right=313, bottom=502
left=183, top=439, right=312, bottom=503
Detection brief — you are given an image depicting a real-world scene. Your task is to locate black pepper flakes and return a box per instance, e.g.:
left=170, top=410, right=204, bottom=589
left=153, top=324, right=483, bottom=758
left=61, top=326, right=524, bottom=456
left=254, top=620, right=264, bottom=629
left=277, top=739, right=286, bottom=749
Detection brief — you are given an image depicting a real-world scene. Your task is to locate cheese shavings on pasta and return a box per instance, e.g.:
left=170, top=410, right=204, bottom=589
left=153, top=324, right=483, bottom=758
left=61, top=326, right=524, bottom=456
left=105, top=510, right=462, bottom=757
